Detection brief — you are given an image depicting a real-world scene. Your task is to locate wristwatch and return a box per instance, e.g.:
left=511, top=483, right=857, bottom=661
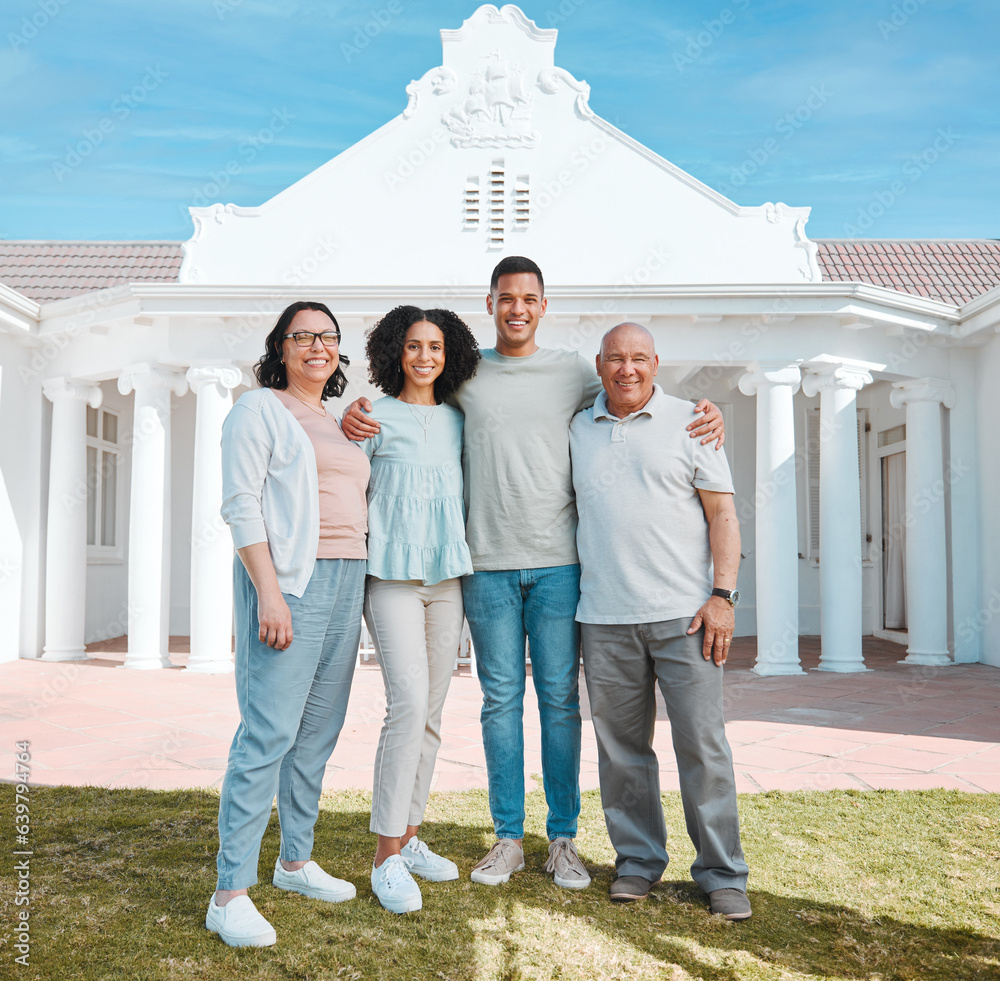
left=711, top=588, right=740, bottom=607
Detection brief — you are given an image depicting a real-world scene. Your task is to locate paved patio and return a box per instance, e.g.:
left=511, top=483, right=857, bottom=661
left=2, top=636, right=997, bottom=793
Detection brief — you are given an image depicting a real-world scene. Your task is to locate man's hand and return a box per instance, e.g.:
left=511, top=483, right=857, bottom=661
left=687, top=399, right=725, bottom=450
left=257, top=590, right=293, bottom=650
left=687, top=595, right=735, bottom=665
left=341, top=397, right=379, bottom=441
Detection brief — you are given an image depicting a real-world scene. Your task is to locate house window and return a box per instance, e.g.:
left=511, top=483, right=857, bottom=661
left=86, top=405, right=120, bottom=553
left=805, top=406, right=869, bottom=562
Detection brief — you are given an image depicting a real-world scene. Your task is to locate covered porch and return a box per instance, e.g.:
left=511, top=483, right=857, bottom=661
left=3, top=634, right=996, bottom=794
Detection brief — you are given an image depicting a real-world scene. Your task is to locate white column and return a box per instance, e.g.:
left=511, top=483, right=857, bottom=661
left=118, top=365, right=188, bottom=670
left=802, top=362, right=872, bottom=672
left=185, top=365, right=242, bottom=673
left=738, top=363, right=804, bottom=675
left=41, top=378, right=103, bottom=661
left=889, top=378, right=956, bottom=666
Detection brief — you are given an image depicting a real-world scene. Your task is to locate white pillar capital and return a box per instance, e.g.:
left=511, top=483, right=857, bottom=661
left=185, top=364, right=243, bottom=395
left=801, top=361, right=873, bottom=398
left=737, top=362, right=801, bottom=396
left=118, top=363, right=188, bottom=398
left=42, top=377, right=103, bottom=408
left=889, top=377, right=956, bottom=410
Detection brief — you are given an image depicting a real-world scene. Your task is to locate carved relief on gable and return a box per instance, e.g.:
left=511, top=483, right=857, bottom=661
left=440, top=51, right=539, bottom=148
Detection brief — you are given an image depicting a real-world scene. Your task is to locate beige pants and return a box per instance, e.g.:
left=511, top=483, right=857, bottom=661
left=364, top=577, right=465, bottom=836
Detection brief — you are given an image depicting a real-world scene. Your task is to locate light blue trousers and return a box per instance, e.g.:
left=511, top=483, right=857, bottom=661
left=216, top=557, right=365, bottom=891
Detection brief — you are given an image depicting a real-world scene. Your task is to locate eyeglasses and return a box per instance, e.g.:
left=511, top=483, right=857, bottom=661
left=284, top=331, right=340, bottom=348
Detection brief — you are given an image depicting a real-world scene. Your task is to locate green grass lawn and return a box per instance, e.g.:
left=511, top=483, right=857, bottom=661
left=1, top=787, right=998, bottom=980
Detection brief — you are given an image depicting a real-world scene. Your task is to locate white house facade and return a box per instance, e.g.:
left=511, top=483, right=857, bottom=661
left=2, top=4, right=999, bottom=672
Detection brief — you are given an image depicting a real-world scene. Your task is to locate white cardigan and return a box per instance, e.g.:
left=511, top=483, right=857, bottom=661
left=220, top=388, right=323, bottom=598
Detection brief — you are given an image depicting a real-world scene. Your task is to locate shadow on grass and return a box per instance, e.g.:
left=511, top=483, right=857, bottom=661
left=5, top=785, right=998, bottom=981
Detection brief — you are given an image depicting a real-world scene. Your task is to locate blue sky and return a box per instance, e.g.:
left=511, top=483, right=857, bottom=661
left=2, top=0, right=997, bottom=242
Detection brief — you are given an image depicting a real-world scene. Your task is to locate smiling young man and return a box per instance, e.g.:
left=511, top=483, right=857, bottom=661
left=569, top=322, right=750, bottom=919
left=341, top=258, right=726, bottom=890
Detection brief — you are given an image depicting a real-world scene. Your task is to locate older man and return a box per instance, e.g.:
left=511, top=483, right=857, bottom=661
left=569, top=322, right=750, bottom=919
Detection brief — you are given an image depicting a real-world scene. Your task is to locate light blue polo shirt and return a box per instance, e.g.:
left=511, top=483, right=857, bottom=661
left=569, top=385, right=735, bottom=624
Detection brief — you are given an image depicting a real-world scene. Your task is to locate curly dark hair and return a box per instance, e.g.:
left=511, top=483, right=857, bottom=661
left=253, top=301, right=351, bottom=400
left=366, top=306, right=481, bottom=403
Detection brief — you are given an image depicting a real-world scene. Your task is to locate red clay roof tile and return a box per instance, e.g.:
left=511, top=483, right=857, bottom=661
left=815, top=239, right=1000, bottom=306
left=0, top=241, right=183, bottom=303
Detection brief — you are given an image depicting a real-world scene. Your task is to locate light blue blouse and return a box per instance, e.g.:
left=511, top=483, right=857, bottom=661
left=362, top=396, right=473, bottom=585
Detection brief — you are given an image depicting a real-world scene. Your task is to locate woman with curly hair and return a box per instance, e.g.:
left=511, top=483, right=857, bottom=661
left=360, top=305, right=480, bottom=913
left=208, top=301, right=369, bottom=947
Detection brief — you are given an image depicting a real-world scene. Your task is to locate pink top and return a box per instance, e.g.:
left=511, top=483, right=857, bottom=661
left=273, top=390, right=370, bottom=559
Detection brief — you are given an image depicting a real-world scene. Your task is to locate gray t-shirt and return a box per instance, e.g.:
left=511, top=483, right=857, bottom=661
left=569, top=385, right=735, bottom=624
left=451, top=348, right=602, bottom=571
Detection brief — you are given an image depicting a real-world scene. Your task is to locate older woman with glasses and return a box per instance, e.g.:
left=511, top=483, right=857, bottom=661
left=207, top=301, right=370, bottom=948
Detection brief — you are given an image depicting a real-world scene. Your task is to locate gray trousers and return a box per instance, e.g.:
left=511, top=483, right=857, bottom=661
left=581, top=618, right=748, bottom=893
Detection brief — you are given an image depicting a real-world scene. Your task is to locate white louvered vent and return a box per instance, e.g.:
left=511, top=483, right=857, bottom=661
left=488, top=158, right=505, bottom=250
left=514, top=175, right=530, bottom=228
left=463, top=177, right=480, bottom=228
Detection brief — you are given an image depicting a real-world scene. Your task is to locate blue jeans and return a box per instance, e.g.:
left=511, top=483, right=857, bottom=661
left=216, top=557, right=365, bottom=891
left=462, top=565, right=582, bottom=841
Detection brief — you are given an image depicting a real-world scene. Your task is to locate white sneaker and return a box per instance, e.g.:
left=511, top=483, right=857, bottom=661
left=400, top=836, right=459, bottom=882
left=544, top=837, right=591, bottom=890
left=205, top=895, right=276, bottom=948
left=272, top=859, right=356, bottom=903
left=470, top=840, right=524, bottom=885
left=371, top=855, right=422, bottom=914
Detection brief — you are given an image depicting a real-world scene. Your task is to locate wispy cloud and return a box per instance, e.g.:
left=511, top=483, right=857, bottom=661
left=2, top=0, right=996, bottom=240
